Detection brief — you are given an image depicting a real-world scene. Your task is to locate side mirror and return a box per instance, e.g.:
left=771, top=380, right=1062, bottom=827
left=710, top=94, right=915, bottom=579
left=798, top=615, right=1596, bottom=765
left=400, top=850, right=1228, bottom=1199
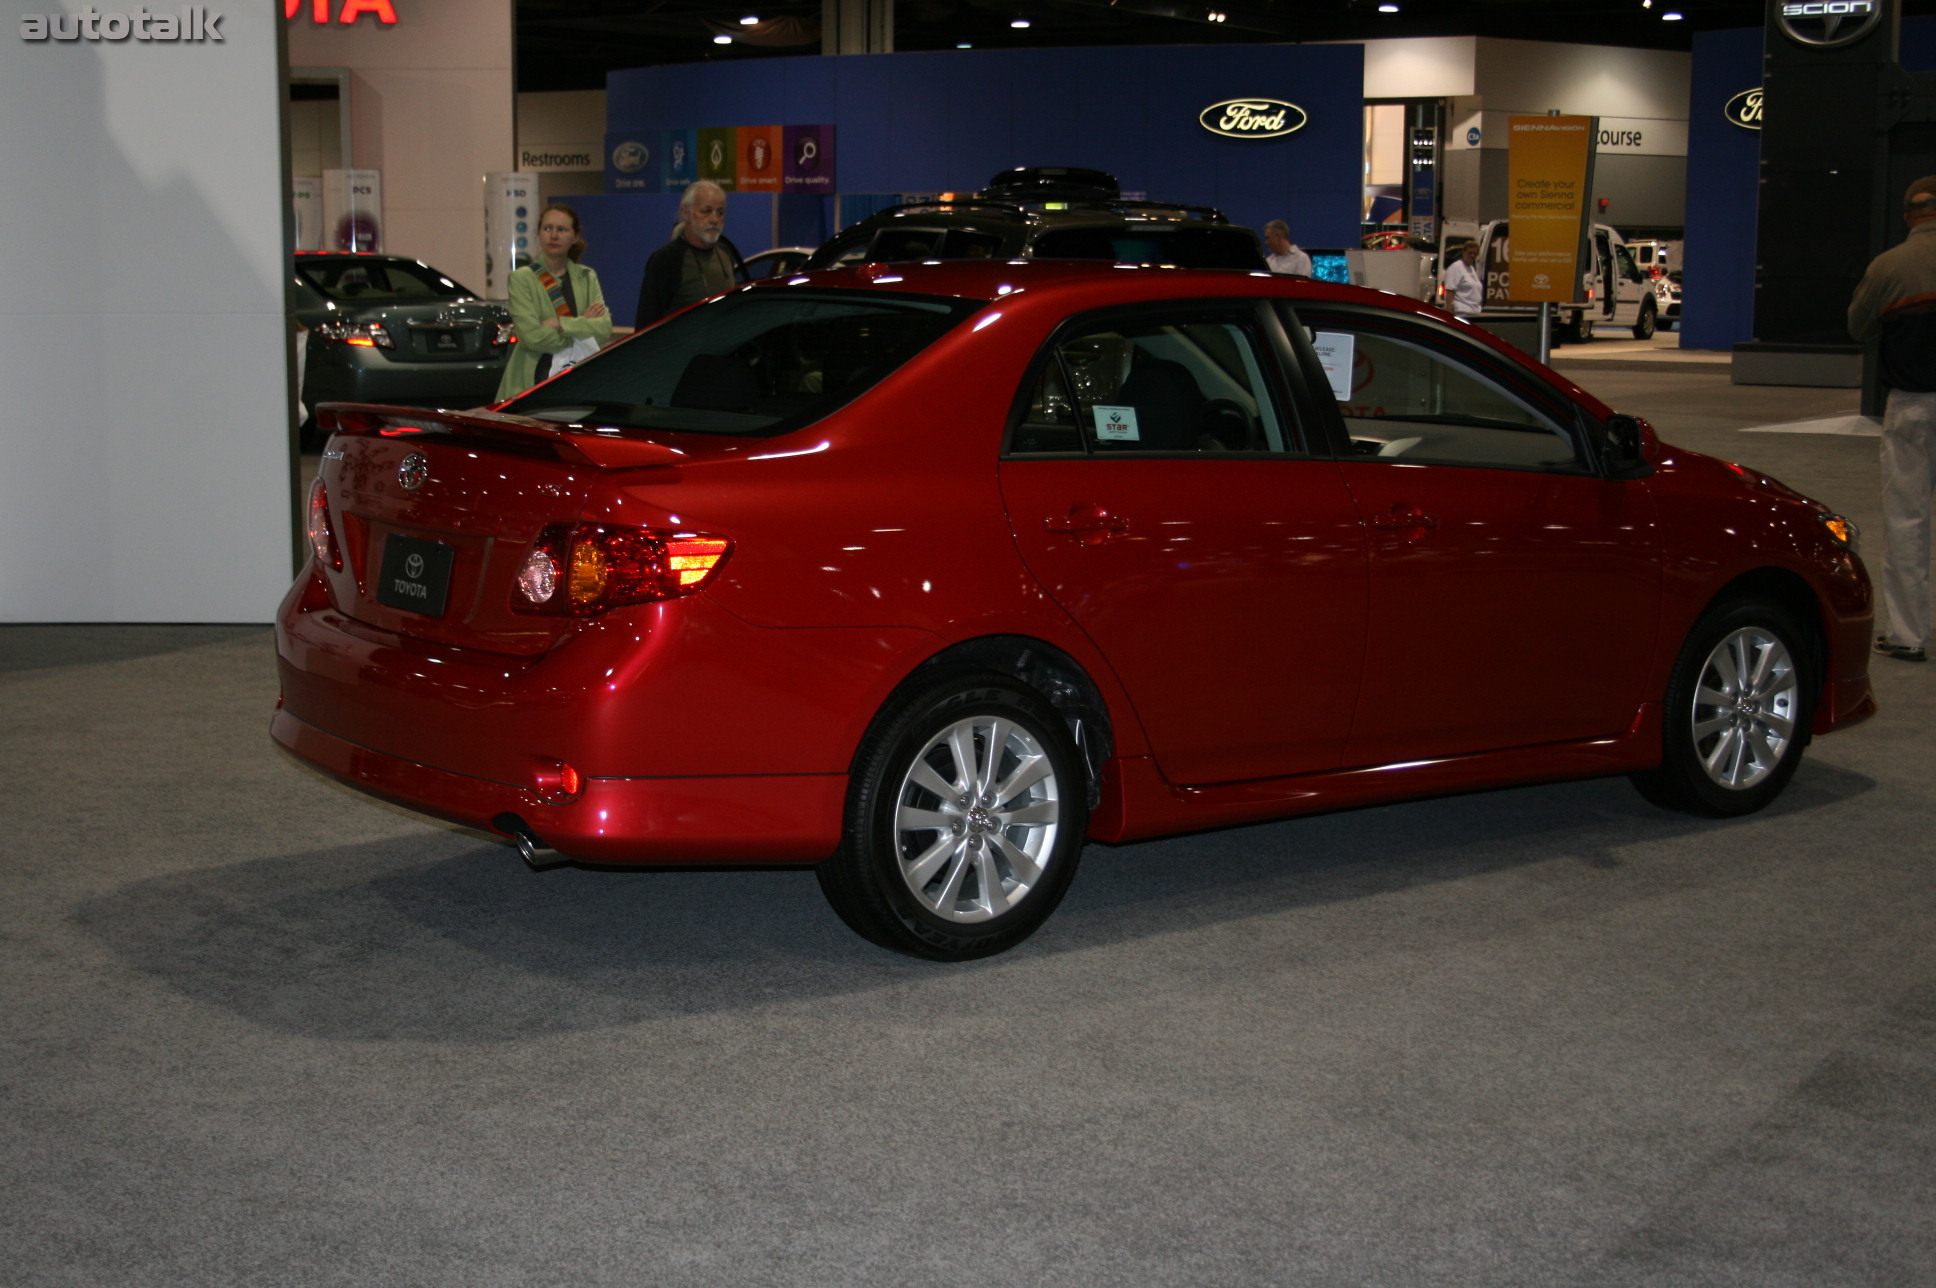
left=1602, top=413, right=1652, bottom=479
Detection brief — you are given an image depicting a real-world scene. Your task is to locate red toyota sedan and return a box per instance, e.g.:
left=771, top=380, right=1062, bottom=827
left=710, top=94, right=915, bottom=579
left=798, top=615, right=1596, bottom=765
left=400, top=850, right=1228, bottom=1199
left=275, top=261, right=1875, bottom=960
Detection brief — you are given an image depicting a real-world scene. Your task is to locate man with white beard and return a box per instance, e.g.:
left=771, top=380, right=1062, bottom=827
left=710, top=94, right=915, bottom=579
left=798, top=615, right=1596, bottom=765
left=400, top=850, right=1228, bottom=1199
left=635, top=180, right=744, bottom=326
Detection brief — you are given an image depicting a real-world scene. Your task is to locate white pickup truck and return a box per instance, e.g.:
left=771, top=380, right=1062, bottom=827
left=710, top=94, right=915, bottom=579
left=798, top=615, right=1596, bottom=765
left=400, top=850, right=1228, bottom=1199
left=1440, top=220, right=1677, bottom=342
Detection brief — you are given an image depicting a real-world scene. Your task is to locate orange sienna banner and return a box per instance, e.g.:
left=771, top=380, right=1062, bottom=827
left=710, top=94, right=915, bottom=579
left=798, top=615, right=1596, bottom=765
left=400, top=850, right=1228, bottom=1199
left=1505, top=115, right=1596, bottom=305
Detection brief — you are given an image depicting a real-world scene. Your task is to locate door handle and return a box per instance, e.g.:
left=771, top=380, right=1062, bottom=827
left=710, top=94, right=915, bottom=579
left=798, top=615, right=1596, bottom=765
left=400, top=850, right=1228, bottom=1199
left=1369, top=506, right=1439, bottom=532
left=1044, top=504, right=1129, bottom=544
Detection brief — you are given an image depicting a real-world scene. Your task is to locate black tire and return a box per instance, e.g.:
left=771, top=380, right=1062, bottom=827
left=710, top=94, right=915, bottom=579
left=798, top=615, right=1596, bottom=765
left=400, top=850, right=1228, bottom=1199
left=1630, top=599, right=1813, bottom=818
left=1633, top=300, right=1657, bottom=341
left=817, top=669, right=1088, bottom=960
left=1567, top=310, right=1595, bottom=344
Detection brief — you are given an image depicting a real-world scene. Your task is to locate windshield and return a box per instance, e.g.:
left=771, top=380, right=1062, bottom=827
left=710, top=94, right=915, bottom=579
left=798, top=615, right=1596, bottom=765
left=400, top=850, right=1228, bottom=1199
left=499, top=288, right=982, bottom=436
left=297, top=257, right=472, bottom=303
left=1029, top=225, right=1265, bottom=270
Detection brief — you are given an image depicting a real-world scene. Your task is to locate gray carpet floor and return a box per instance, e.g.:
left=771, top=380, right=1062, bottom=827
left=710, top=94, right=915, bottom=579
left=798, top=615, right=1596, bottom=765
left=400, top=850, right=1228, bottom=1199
left=3, top=367, right=1931, bottom=1286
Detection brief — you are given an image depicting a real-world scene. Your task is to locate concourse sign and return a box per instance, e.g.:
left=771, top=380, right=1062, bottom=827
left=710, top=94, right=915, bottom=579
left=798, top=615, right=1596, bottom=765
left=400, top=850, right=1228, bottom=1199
left=1505, top=114, right=1596, bottom=306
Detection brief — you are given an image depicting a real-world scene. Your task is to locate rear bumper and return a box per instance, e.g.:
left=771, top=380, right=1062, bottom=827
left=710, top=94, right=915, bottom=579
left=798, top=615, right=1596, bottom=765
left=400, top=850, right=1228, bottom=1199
left=272, top=708, right=846, bottom=864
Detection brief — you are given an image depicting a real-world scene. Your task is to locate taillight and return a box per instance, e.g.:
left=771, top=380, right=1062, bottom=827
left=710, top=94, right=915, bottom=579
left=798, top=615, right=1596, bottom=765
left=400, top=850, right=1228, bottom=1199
left=307, top=478, right=343, bottom=571
left=316, top=320, right=394, bottom=349
left=512, top=524, right=731, bottom=616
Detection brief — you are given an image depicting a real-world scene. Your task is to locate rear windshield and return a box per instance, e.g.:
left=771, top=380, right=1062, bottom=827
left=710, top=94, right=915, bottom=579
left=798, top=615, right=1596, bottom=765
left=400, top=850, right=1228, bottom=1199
left=296, top=258, right=471, bottom=302
left=499, top=288, right=982, bottom=436
left=1029, top=226, right=1265, bottom=270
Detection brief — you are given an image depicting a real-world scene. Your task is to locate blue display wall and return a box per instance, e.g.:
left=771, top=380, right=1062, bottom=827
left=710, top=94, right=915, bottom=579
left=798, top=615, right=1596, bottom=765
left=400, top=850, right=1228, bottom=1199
left=1685, top=20, right=1936, bottom=351
left=573, top=44, right=1365, bottom=328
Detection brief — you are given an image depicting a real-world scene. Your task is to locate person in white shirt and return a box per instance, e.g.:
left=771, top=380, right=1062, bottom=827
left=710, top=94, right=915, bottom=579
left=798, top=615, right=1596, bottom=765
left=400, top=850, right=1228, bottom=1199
left=1263, top=221, right=1313, bottom=276
left=1443, top=240, right=1485, bottom=316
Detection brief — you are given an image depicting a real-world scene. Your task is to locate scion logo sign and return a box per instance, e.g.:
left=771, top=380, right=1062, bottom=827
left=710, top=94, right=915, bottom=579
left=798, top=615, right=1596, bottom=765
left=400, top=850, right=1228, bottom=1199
left=19, top=6, right=223, bottom=40
left=1778, top=0, right=1883, bottom=46
left=1198, top=98, right=1308, bottom=140
left=1725, top=88, right=1764, bottom=130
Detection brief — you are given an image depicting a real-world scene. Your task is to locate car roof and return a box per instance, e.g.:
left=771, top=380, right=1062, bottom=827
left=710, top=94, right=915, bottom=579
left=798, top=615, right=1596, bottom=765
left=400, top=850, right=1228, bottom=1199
left=758, top=257, right=1385, bottom=309
left=848, top=197, right=1231, bottom=229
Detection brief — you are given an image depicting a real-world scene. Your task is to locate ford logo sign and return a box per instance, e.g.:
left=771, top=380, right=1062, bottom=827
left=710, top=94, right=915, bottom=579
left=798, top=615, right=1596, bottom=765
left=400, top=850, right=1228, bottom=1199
left=611, top=141, right=649, bottom=173
left=1199, top=98, right=1308, bottom=140
left=1778, top=0, right=1881, bottom=46
left=1724, top=88, right=1763, bottom=130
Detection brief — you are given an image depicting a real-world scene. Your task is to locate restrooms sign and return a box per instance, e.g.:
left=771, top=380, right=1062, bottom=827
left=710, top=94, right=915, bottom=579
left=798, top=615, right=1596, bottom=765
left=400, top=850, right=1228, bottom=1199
left=19, top=7, right=225, bottom=41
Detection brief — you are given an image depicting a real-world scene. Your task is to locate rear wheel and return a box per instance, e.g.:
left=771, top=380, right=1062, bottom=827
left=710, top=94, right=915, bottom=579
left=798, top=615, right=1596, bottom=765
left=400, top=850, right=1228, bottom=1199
left=818, top=670, right=1087, bottom=960
left=1633, top=299, right=1658, bottom=341
left=1630, top=600, right=1812, bottom=817
left=1567, top=310, right=1595, bottom=344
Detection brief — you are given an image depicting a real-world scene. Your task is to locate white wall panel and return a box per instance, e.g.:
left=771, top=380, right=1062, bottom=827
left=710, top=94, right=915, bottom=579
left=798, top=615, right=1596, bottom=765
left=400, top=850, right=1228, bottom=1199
left=1473, top=39, right=1692, bottom=121
left=1, top=4, right=294, bottom=623
left=1362, top=38, right=1477, bottom=99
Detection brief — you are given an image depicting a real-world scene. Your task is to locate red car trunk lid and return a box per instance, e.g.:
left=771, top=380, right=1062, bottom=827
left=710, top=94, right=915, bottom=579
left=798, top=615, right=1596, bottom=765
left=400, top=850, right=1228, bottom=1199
left=313, top=406, right=684, bottom=655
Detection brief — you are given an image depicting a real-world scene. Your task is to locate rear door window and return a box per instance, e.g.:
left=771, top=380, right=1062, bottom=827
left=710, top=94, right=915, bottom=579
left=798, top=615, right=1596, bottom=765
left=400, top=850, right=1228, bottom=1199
left=1009, top=308, right=1297, bottom=456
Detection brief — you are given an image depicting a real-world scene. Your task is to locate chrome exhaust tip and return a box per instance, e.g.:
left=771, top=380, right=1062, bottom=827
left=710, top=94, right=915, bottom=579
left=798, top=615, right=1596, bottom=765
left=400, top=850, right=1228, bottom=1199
left=494, top=814, right=570, bottom=870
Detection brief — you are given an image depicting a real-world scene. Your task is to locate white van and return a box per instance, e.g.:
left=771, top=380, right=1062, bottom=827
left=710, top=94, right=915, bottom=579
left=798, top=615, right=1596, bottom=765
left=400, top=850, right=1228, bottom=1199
left=1439, top=220, right=1676, bottom=341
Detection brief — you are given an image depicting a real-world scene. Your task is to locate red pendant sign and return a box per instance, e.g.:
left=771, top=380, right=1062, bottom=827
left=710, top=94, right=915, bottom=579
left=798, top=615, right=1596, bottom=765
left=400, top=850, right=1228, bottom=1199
left=285, top=0, right=398, bottom=24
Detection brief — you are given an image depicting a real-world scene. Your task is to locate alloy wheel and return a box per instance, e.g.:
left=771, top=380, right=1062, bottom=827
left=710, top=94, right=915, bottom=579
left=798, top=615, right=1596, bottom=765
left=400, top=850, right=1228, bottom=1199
left=892, top=714, right=1063, bottom=923
left=1689, top=625, right=1800, bottom=790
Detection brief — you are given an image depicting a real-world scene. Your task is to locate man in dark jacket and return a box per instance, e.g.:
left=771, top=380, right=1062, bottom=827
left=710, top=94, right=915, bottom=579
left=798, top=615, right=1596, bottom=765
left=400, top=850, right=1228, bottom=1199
left=1849, top=175, right=1936, bottom=662
left=635, top=180, right=744, bottom=327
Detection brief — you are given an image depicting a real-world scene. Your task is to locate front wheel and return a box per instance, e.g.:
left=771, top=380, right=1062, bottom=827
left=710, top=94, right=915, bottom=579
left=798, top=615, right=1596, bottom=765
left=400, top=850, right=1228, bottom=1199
left=1630, top=600, right=1813, bottom=817
left=1633, top=300, right=1658, bottom=341
left=818, top=670, right=1088, bottom=960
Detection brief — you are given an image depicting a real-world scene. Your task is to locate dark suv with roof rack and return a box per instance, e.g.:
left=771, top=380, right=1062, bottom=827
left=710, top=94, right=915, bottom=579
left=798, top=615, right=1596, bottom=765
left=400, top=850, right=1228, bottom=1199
left=800, top=167, right=1268, bottom=273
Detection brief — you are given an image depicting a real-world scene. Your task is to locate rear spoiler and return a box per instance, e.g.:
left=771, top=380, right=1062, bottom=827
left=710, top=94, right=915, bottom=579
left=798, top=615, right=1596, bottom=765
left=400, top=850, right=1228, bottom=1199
left=314, top=403, right=688, bottom=471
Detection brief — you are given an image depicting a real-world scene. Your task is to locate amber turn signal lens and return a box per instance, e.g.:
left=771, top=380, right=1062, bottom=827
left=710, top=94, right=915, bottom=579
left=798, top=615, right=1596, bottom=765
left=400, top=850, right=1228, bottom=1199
left=1819, top=513, right=1859, bottom=550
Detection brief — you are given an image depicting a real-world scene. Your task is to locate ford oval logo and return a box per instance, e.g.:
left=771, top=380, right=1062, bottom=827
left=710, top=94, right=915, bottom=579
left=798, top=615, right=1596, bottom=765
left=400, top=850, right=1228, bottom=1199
left=1724, top=88, right=1763, bottom=131
left=1199, top=98, right=1308, bottom=140
left=611, top=141, right=649, bottom=173
left=398, top=452, right=428, bottom=492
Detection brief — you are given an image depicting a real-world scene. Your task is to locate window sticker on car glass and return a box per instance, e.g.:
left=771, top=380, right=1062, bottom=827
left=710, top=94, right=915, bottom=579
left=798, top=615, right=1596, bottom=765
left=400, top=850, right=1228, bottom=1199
left=1093, top=405, right=1140, bottom=442
left=1311, top=332, right=1355, bottom=402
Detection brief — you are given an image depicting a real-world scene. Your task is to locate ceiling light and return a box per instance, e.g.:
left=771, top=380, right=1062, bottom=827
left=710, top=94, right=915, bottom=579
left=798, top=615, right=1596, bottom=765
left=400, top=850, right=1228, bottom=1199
left=1378, top=3, right=1399, bottom=10
left=1010, top=16, right=1030, bottom=26
left=1662, top=8, right=1682, bottom=16
left=713, top=33, right=732, bottom=42
left=1207, top=9, right=1226, bottom=20
left=956, top=41, right=972, bottom=47
left=739, top=13, right=759, bottom=22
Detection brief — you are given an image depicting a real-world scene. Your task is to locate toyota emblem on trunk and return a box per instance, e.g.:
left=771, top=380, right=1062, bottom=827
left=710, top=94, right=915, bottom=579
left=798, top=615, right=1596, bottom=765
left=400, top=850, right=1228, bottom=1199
left=399, top=453, right=429, bottom=491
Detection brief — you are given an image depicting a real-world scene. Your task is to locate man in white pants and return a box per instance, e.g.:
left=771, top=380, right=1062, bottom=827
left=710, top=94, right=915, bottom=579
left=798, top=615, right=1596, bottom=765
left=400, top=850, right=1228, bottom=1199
left=1849, top=176, right=1936, bottom=663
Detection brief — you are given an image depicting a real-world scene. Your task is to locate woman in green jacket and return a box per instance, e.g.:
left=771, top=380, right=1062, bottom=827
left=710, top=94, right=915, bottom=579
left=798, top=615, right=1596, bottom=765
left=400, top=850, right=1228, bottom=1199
left=495, top=203, right=613, bottom=400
